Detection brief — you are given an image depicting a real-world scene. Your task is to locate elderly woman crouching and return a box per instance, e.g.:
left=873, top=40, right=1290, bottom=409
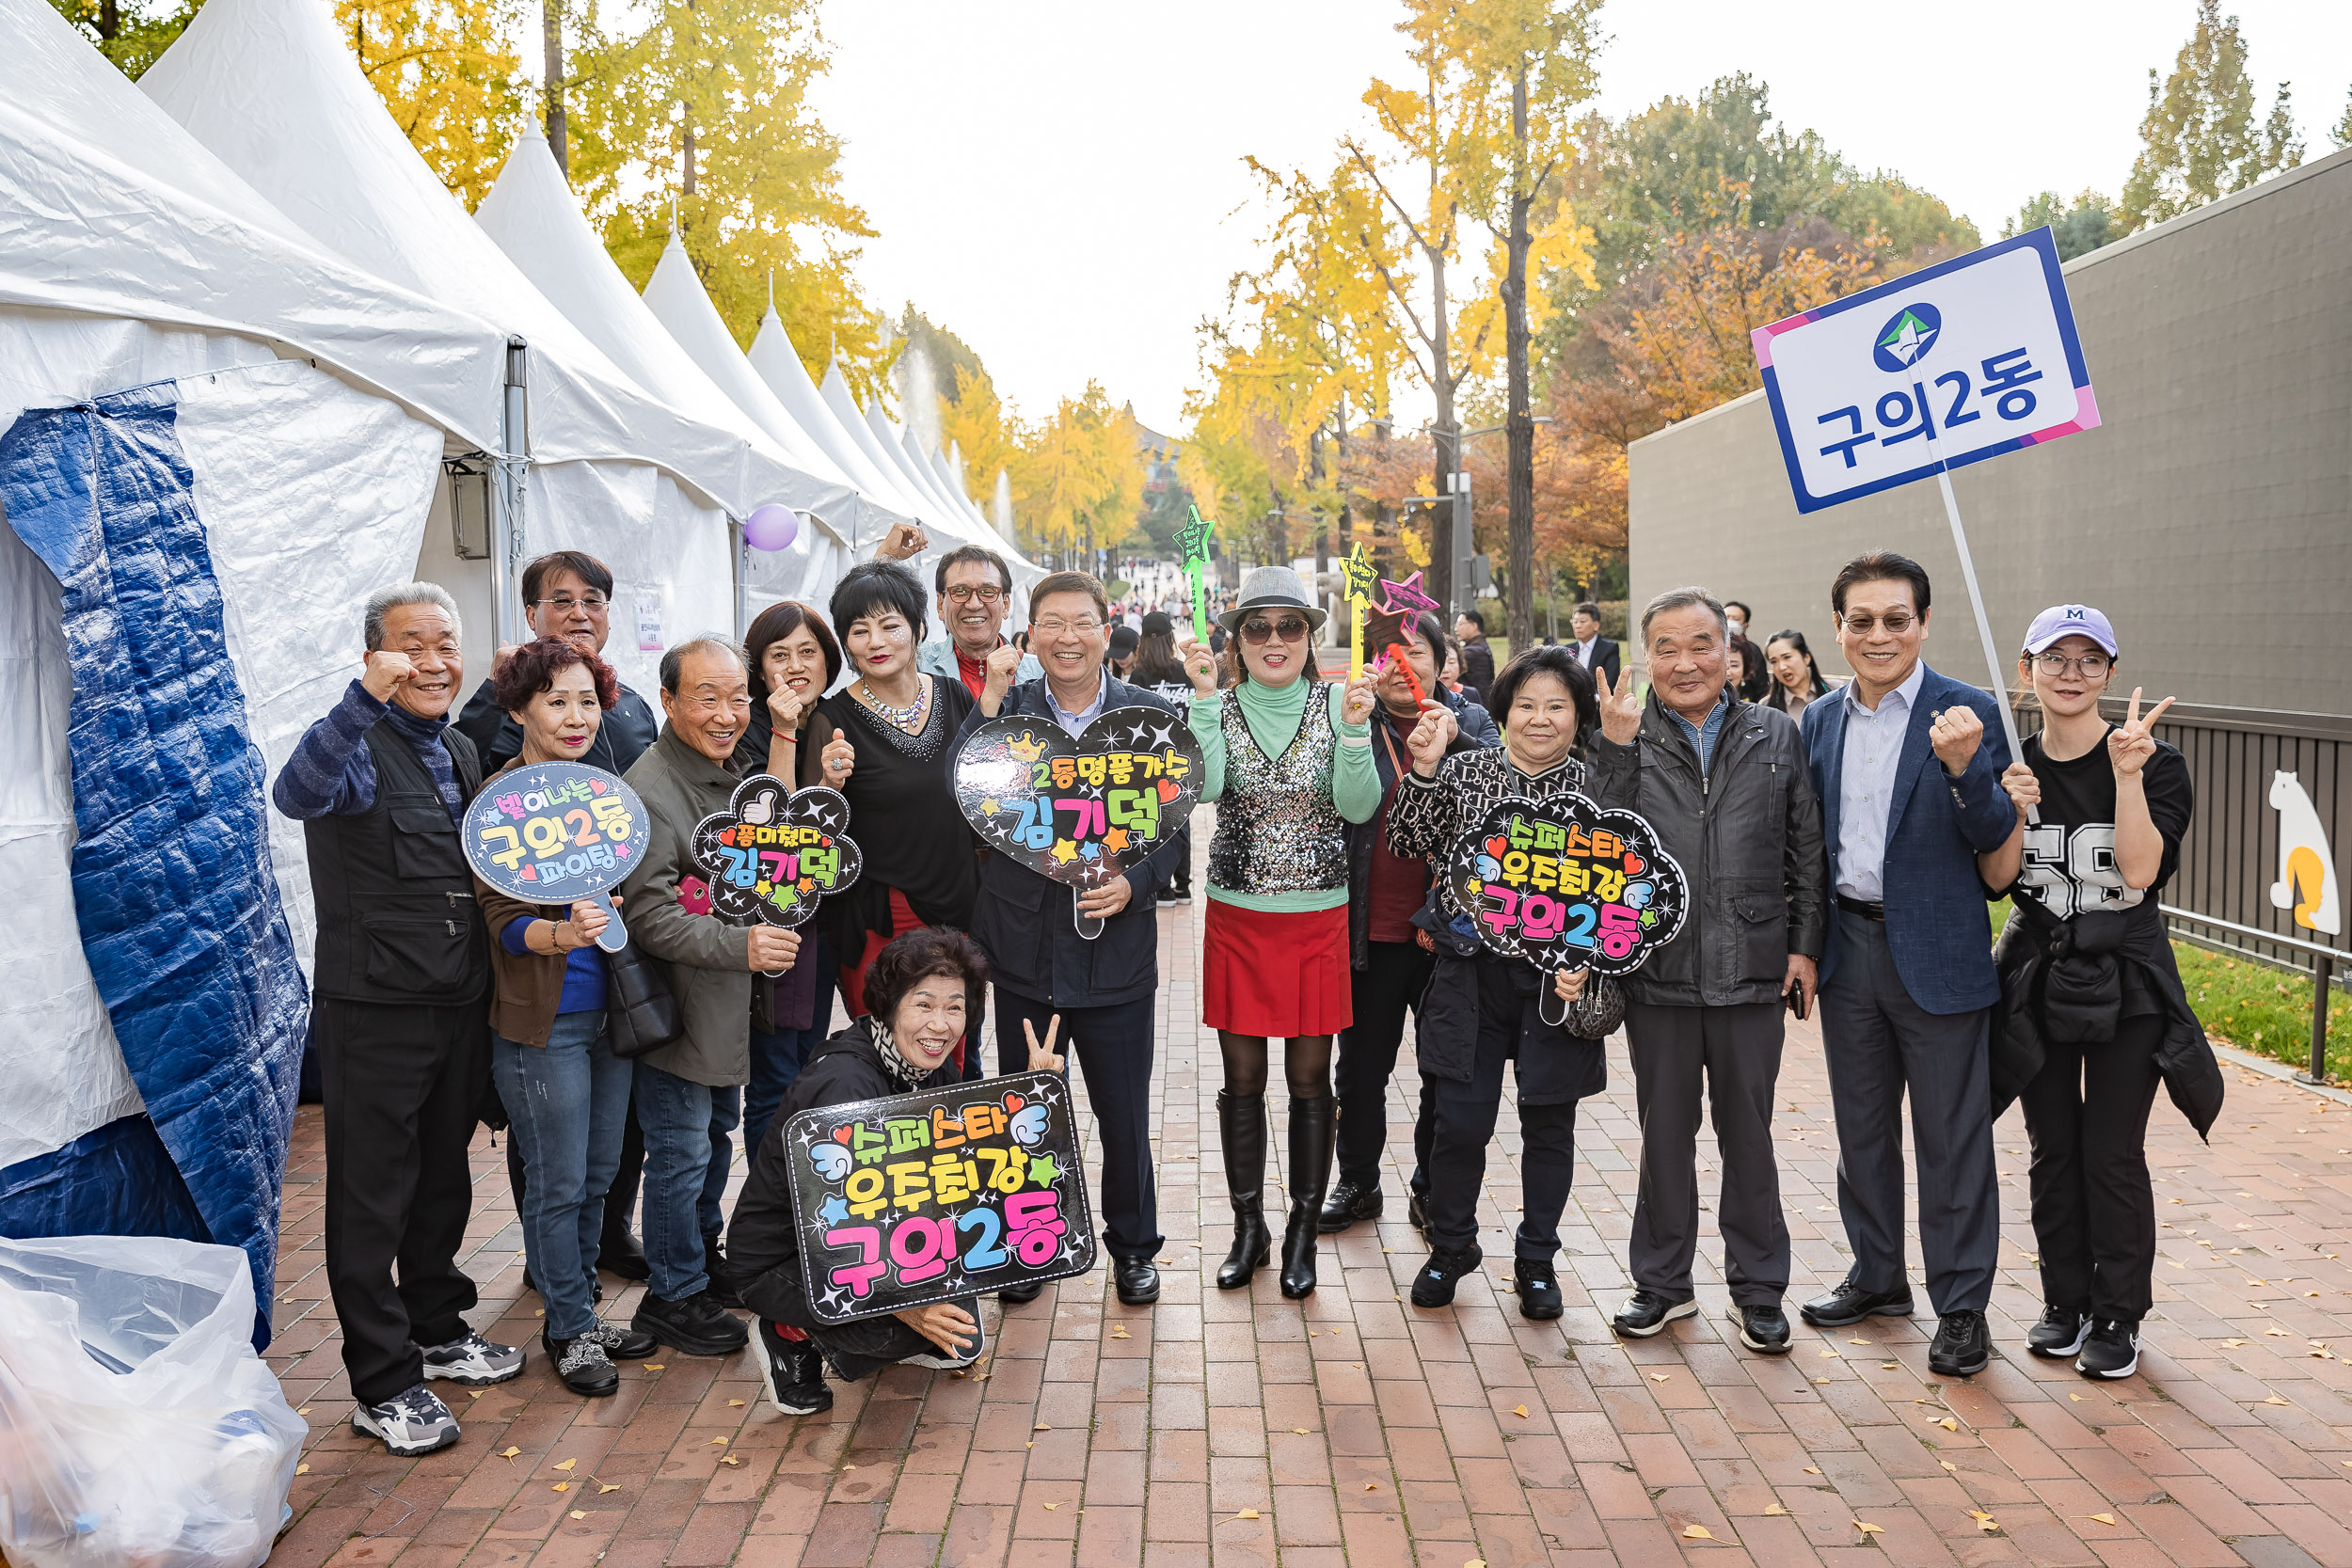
left=726, top=929, right=994, bottom=1414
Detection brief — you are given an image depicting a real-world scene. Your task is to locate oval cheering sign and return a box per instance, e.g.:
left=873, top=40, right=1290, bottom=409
left=461, top=761, right=646, bottom=953
left=1445, top=792, right=1689, bottom=977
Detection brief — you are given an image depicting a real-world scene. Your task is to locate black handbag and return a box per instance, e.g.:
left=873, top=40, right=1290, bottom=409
left=604, top=941, right=684, bottom=1059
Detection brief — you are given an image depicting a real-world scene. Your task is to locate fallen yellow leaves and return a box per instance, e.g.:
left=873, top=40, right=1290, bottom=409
left=568, top=1510, right=587, bottom=1521
left=1649, top=1372, right=1672, bottom=1383
left=1969, top=1510, right=1998, bottom=1533
left=709, top=1436, right=729, bottom=1447
left=553, top=1458, right=577, bottom=1472
left=1511, top=1404, right=1529, bottom=1418
left=2087, top=1513, right=2116, bottom=1526
left=499, top=1447, right=521, bottom=1461
left=294, top=1463, right=310, bottom=1476
left=1935, top=1418, right=1959, bottom=1432
left=720, top=1456, right=740, bottom=1468
left=598, top=1484, right=621, bottom=1495
left=1041, top=1502, right=1058, bottom=1512
left=643, top=1363, right=664, bottom=1370
left=1764, top=1502, right=1788, bottom=1515
left=1293, top=1428, right=1310, bottom=1435
left=1680, top=1524, right=1720, bottom=1542
left=1035, top=1422, right=1053, bottom=1432
left=1235, top=1509, right=1259, bottom=1520
left=728, top=1399, right=745, bottom=1407
left=1364, top=1481, right=1380, bottom=1493
left=1803, top=1466, right=1822, bottom=1476
left=551, top=1482, right=569, bottom=1493
left=1853, top=1519, right=1883, bottom=1536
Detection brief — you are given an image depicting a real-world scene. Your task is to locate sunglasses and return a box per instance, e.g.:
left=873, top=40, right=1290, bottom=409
left=1240, top=616, right=1311, bottom=645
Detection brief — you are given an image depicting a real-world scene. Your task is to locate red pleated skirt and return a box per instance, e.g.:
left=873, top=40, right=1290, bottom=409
left=1202, top=898, right=1352, bottom=1037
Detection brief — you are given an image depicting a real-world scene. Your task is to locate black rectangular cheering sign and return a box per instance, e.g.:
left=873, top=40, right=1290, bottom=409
left=782, top=1069, right=1095, bottom=1323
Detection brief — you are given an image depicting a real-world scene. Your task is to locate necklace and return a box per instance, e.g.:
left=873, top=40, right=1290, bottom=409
left=858, top=674, right=927, bottom=730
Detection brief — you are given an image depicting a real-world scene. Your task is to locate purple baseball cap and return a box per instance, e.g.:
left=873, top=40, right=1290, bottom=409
left=2023, top=604, right=2118, bottom=657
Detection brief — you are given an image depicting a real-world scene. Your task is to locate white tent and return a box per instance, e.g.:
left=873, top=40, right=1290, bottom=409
left=469, top=129, right=854, bottom=641
left=746, top=311, right=935, bottom=531
left=0, top=0, right=516, bottom=1322
left=138, top=0, right=828, bottom=691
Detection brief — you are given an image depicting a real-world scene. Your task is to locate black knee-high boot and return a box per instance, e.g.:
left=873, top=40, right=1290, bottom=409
left=1216, top=1090, right=1270, bottom=1290
left=1280, top=1096, right=1336, bottom=1299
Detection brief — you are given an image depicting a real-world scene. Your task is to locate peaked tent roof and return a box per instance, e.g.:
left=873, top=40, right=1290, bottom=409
left=138, top=0, right=803, bottom=520
left=869, top=401, right=963, bottom=521
left=470, top=130, right=845, bottom=539
left=746, top=311, right=931, bottom=524
left=0, top=0, right=507, bottom=447
left=636, top=231, right=888, bottom=543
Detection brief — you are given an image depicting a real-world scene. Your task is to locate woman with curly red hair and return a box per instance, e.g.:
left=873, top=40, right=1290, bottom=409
left=476, top=637, right=659, bottom=1398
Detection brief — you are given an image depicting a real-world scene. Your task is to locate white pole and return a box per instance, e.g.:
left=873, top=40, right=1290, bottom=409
left=1928, top=456, right=2037, bottom=826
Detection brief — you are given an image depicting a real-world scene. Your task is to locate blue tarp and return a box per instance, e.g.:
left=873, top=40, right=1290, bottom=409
left=0, top=384, right=308, bottom=1349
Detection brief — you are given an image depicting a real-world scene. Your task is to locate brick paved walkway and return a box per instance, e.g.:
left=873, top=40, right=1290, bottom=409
left=266, top=877, right=2352, bottom=1568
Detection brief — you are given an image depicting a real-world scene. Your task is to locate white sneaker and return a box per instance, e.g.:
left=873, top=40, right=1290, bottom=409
left=420, top=1328, right=524, bottom=1386
left=352, top=1383, right=459, bottom=1456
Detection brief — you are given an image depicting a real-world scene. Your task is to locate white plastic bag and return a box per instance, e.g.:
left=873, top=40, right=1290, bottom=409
left=0, top=1236, right=304, bottom=1568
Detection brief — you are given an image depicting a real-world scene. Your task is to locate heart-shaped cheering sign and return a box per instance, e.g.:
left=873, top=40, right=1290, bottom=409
left=953, top=705, right=1204, bottom=888
left=1445, top=792, right=1690, bottom=977
left=689, top=776, right=863, bottom=929
left=462, top=761, right=647, bottom=953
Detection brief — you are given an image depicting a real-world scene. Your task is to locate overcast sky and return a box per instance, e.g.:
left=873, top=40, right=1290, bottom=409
left=810, top=1, right=2351, bottom=435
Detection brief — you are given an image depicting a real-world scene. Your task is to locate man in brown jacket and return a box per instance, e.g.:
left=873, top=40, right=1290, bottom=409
left=617, top=635, right=799, bottom=1356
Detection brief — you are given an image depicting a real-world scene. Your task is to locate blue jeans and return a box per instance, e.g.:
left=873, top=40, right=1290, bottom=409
left=492, top=1013, right=628, bottom=1339
left=634, top=1059, right=718, bottom=1301
left=700, top=1086, right=741, bottom=1244
left=745, top=1024, right=822, bottom=1161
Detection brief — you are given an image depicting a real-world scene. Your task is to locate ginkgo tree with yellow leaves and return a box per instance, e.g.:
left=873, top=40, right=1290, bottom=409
left=564, top=0, right=893, bottom=398
left=1013, top=385, right=1147, bottom=571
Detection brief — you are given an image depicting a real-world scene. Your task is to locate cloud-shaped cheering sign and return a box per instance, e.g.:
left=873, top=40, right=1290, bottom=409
left=689, top=776, right=863, bottom=928
left=1445, top=792, right=1689, bottom=977
left=953, top=706, right=1203, bottom=888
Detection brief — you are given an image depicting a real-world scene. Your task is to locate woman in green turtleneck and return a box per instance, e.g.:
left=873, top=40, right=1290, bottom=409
left=1179, top=568, right=1379, bottom=1299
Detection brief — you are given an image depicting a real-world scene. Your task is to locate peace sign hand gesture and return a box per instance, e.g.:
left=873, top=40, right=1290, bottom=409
left=1024, top=1014, right=1065, bottom=1074
left=1595, top=663, right=1642, bottom=746
left=2107, top=687, right=2174, bottom=779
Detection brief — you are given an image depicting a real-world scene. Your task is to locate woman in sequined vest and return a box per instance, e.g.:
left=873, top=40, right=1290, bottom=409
left=1178, top=567, right=1380, bottom=1298
left=1386, top=646, right=1610, bottom=1319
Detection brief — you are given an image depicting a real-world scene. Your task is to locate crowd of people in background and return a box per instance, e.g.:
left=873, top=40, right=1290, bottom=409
left=275, top=534, right=2217, bottom=1459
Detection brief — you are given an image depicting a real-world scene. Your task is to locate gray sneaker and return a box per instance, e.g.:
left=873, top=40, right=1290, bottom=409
left=352, top=1383, right=458, bottom=1456
left=420, top=1328, right=524, bottom=1386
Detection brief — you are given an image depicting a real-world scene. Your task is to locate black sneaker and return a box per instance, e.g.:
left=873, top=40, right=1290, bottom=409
left=1318, top=1178, right=1383, bottom=1233
left=997, top=1278, right=1045, bottom=1306
left=2074, top=1319, right=2140, bottom=1379
left=1409, top=1244, right=1483, bottom=1307
left=1928, top=1309, right=1993, bottom=1377
left=1797, top=1279, right=1915, bottom=1329
left=2026, top=1305, right=2091, bottom=1359
left=546, top=1331, right=619, bottom=1397
left=704, top=1238, right=745, bottom=1310
left=633, top=1289, right=750, bottom=1356
left=598, top=1226, right=653, bottom=1283
left=1733, top=1303, right=1792, bottom=1354
left=351, top=1382, right=458, bottom=1456
left=420, top=1328, right=524, bottom=1386
left=753, top=1321, right=832, bottom=1415
left=1613, top=1289, right=1698, bottom=1338
left=1514, top=1258, right=1564, bottom=1321
left=1406, top=1193, right=1430, bottom=1234
left=584, top=1318, right=660, bottom=1362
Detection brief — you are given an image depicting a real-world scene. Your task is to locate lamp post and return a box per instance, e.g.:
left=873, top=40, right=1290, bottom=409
left=1403, top=417, right=1551, bottom=625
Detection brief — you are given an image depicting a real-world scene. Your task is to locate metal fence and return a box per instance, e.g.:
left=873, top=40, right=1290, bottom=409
left=2015, top=696, right=2352, bottom=1077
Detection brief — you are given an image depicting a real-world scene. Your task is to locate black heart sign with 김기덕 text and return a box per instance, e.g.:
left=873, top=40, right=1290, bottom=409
left=953, top=705, right=1203, bottom=935
left=689, top=776, right=863, bottom=929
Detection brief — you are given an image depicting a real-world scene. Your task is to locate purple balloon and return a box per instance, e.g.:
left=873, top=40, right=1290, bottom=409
left=743, top=504, right=800, bottom=552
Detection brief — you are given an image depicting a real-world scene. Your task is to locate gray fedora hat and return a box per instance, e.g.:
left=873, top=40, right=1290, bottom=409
left=1217, top=565, right=1328, bottom=634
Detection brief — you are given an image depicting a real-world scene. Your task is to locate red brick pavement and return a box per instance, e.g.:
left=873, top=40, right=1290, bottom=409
left=263, top=882, right=2352, bottom=1567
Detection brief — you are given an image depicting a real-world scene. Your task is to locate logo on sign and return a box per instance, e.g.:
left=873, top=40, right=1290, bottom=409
left=1872, top=304, right=1942, bottom=372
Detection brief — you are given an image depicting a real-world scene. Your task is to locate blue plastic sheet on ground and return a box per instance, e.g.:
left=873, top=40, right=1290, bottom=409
left=0, top=384, right=308, bottom=1349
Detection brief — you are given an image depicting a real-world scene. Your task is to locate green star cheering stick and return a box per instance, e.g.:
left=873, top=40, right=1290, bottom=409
left=1177, top=505, right=1216, bottom=642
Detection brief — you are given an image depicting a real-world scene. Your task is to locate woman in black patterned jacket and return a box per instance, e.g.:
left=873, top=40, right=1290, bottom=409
left=1386, top=645, right=1613, bottom=1319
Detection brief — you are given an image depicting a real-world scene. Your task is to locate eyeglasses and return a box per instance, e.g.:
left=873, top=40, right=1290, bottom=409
left=2032, top=652, right=2111, bottom=678
left=943, top=584, right=1006, bottom=604
left=532, top=594, right=609, bottom=614
left=1838, top=611, right=1916, bottom=635
left=1032, top=617, right=1104, bottom=636
left=1240, top=616, right=1311, bottom=645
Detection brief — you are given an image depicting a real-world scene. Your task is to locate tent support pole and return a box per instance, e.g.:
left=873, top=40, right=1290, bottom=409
left=493, top=337, right=530, bottom=646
